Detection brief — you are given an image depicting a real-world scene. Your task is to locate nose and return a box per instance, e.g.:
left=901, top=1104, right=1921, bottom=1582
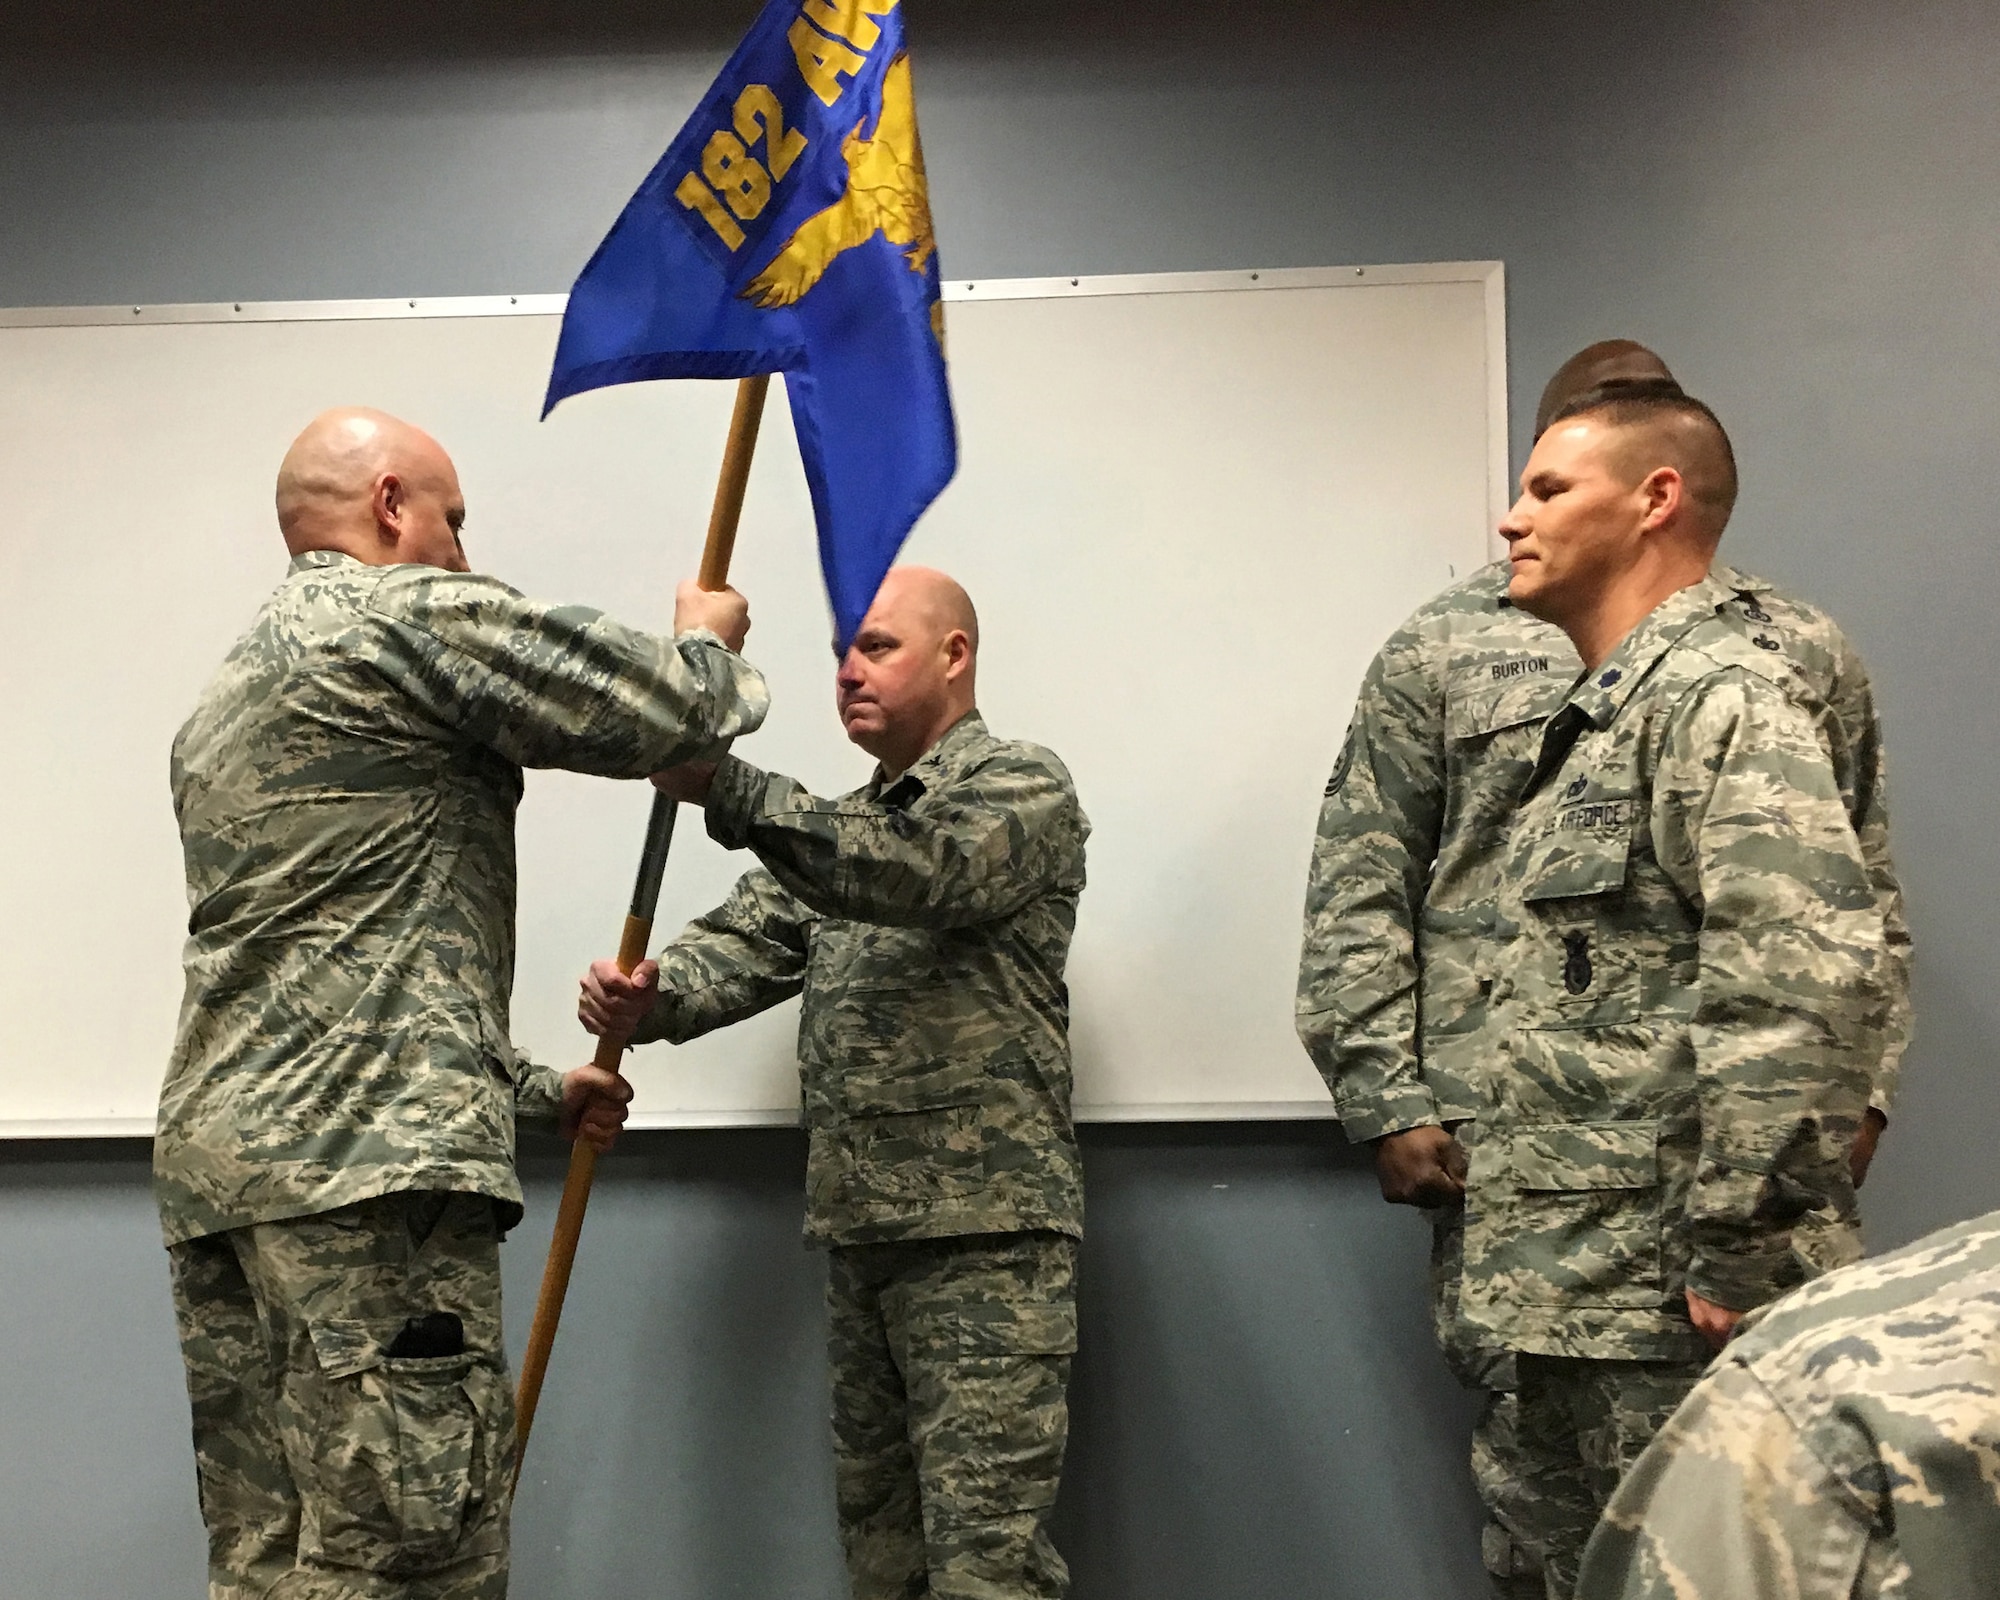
left=1498, top=495, right=1531, bottom=545
left=835, top=649, right=863, bottom=691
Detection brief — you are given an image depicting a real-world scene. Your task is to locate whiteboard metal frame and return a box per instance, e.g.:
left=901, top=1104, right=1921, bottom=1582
left=1, top=262, right=1507, bottom=1139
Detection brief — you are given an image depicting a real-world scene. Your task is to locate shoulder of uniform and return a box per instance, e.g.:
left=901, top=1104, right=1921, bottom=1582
left=1711, top=566, right=1857, bottom=656
left=1728, top=1211, right=2000, bottom=1374
left=1671, top=611, right=1816, bottom=698
left=1374, top=561, right=1500, bottom=646
left=962, top=733, right=1078, bottom=795
left=366, top=564, right=542, bottom=634
left=1381, top=561, right=1563, bottom=682
left=1402, top=561, right=1511, bottom=623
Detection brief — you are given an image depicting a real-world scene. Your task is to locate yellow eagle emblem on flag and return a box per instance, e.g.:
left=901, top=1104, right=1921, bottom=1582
left=742, top=52, right=940, bottom=341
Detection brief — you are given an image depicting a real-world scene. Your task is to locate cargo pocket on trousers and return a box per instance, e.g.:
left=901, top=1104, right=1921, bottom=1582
left=304, top=1318, right=502, bottom=1574
left=940, top=1302, right=1079, bottom=1517
left=1505, top=1121, right=1667, bottom=1307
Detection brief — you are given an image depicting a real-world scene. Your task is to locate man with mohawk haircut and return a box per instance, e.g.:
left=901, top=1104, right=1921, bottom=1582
left=1297, top=346, right=1908, bottom=1597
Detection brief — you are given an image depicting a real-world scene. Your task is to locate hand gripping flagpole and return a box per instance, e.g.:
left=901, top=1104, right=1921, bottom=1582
left=514, top=373, right=771, bottom=1478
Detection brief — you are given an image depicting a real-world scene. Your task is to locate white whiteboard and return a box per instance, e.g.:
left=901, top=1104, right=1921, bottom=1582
left=0, top=265, right=1504, bottom=1135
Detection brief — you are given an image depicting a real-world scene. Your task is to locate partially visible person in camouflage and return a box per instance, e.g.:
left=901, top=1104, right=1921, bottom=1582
left=1294, top=343, right=1910, bottom=1597
left=1577, top=1207, right=2000, bottom=1600
left=580, top=567, right=1087, bottom=1600
left=1451, top=384, right=1888, bottom=1598
left=160, top=408, right=768, bottom=1599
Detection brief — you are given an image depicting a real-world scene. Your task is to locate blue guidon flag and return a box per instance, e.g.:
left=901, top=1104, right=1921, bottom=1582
left=544, top=0, right=957, bottom=649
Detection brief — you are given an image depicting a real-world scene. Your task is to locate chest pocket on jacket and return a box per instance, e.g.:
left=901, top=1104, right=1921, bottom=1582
left=1446, top=667, right=1568, bottom=744
left=1518, top=803, right=1640, bottom=1023
left=812, top=925, right=990, bottom=1117
left=1441, top=665, right=1570, bottom=883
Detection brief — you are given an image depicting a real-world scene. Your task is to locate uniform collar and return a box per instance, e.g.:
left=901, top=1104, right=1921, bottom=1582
left=1711, top=562, right=1772, bottom=597
left=871, top=710, right=988, bottom=805
left=1494, top=560, right=1770, bottom=614
left=1559, top=572, right=1736, bottom=733
left=288, top=548, right=359, bottom=574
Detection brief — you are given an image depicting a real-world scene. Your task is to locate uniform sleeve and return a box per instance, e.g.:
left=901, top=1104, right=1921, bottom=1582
left=1295, top=628, right=1449, bottom=1143
left=1819, top=641, right=1912, bottom=1117
left=1575, top=1359, right=1874, bottom=1600
left=510, top=1056, right=569, bottom=1128
left=633, top=867, right=814, bottom=1046
left=699, top=749, right=1084, bottom=930
left=365, top=569, right=770, bottom=776
left=1651, top=676, right=1884, bottom=1310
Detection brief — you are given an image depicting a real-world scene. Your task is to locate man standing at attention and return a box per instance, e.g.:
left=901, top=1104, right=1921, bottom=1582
left=1295, top=345, right=1909, bottom=1597
left=159, top=408, right=768, bottom=1599
left=1451, top=383, right=1886, bottom=1597
left=579, top=567, right=1088, bottom=1600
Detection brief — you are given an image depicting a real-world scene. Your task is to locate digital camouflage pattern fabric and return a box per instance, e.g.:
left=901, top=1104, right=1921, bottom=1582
left=1577, top=1208, right=2000, bottom=1600
left=169, top=1191, right=512, bottom=1600
left=634, top=711, right=1089, bottom=1247
left=1481, top=1354, right=1707, bottom=1600
left=1295, top=560, right=1909, bottom=1591
left=1296, top=560, right=1908, bottom=1149
left=829, top=1231, right=1078, bottom=1600
left=1459, top=573, right=1886, bottom=1362
left=157, top=549, right=769, bottom=1244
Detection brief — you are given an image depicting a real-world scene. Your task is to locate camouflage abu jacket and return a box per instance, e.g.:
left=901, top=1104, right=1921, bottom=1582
left=1577, top=1209, right=2000, bottom=1600
left=157, top=550, right=769, bottom=1245
left=1296, top=561, right=1908, bottom=1143
left=633, top=712, right=1088, bottom=1249
left=1458, top=574, right=1886, bottom=1361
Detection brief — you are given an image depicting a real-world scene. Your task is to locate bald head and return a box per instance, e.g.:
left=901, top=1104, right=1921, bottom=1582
left=275, top=407, right=468, bottom=571
left=871, top=565, right=979, bottom=654
left=1535, top=340, right=1677, bottom=437
left=837, top=566, right=980, bottom=773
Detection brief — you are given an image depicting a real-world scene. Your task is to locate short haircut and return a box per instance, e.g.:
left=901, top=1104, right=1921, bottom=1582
left=1533, top=340, right=1676, bottom=436
left=1549, top=380, right=1739, bottom=534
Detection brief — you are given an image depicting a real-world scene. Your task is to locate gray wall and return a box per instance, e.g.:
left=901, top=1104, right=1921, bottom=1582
left=4, top=1, right=1997, bottom=1594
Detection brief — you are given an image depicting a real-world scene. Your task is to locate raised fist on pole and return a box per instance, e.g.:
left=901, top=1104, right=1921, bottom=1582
left=674, top=579, right=750, bottom=651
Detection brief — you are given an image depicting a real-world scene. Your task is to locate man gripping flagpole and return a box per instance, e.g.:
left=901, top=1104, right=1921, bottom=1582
left=517, top=0, right=957, bottom=1470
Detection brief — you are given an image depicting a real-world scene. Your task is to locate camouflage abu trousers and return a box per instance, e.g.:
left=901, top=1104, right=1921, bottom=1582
left=166, top=1190, right=515, bottom=1600
left=1431, top=1121, right=1862, bottom=1599
left=827, top=1229, right=1079, bottom=1600
left=1471, top=1353, right=1705, bottom=1600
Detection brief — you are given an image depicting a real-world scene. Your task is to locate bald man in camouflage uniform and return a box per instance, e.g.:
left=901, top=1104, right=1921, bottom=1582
left=1578, top=1207, right=2000, bottom=1600
left=583, top=567, right=1087, bottom=1600
left=160, top=408, right=769, bottom=1600
left=1296, top=349, right=1909, bottom=1598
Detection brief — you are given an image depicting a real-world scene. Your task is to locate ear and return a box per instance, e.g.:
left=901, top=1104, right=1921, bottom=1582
left=1636, top=466, right=1685, bottom=536
left=940, top=629, right=971, bottom=682
left=372, top=472, right=406, bottom=547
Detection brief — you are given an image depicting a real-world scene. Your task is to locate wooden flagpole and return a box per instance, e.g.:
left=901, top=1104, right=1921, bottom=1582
left=513, top=373, right=771, bottom=1477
